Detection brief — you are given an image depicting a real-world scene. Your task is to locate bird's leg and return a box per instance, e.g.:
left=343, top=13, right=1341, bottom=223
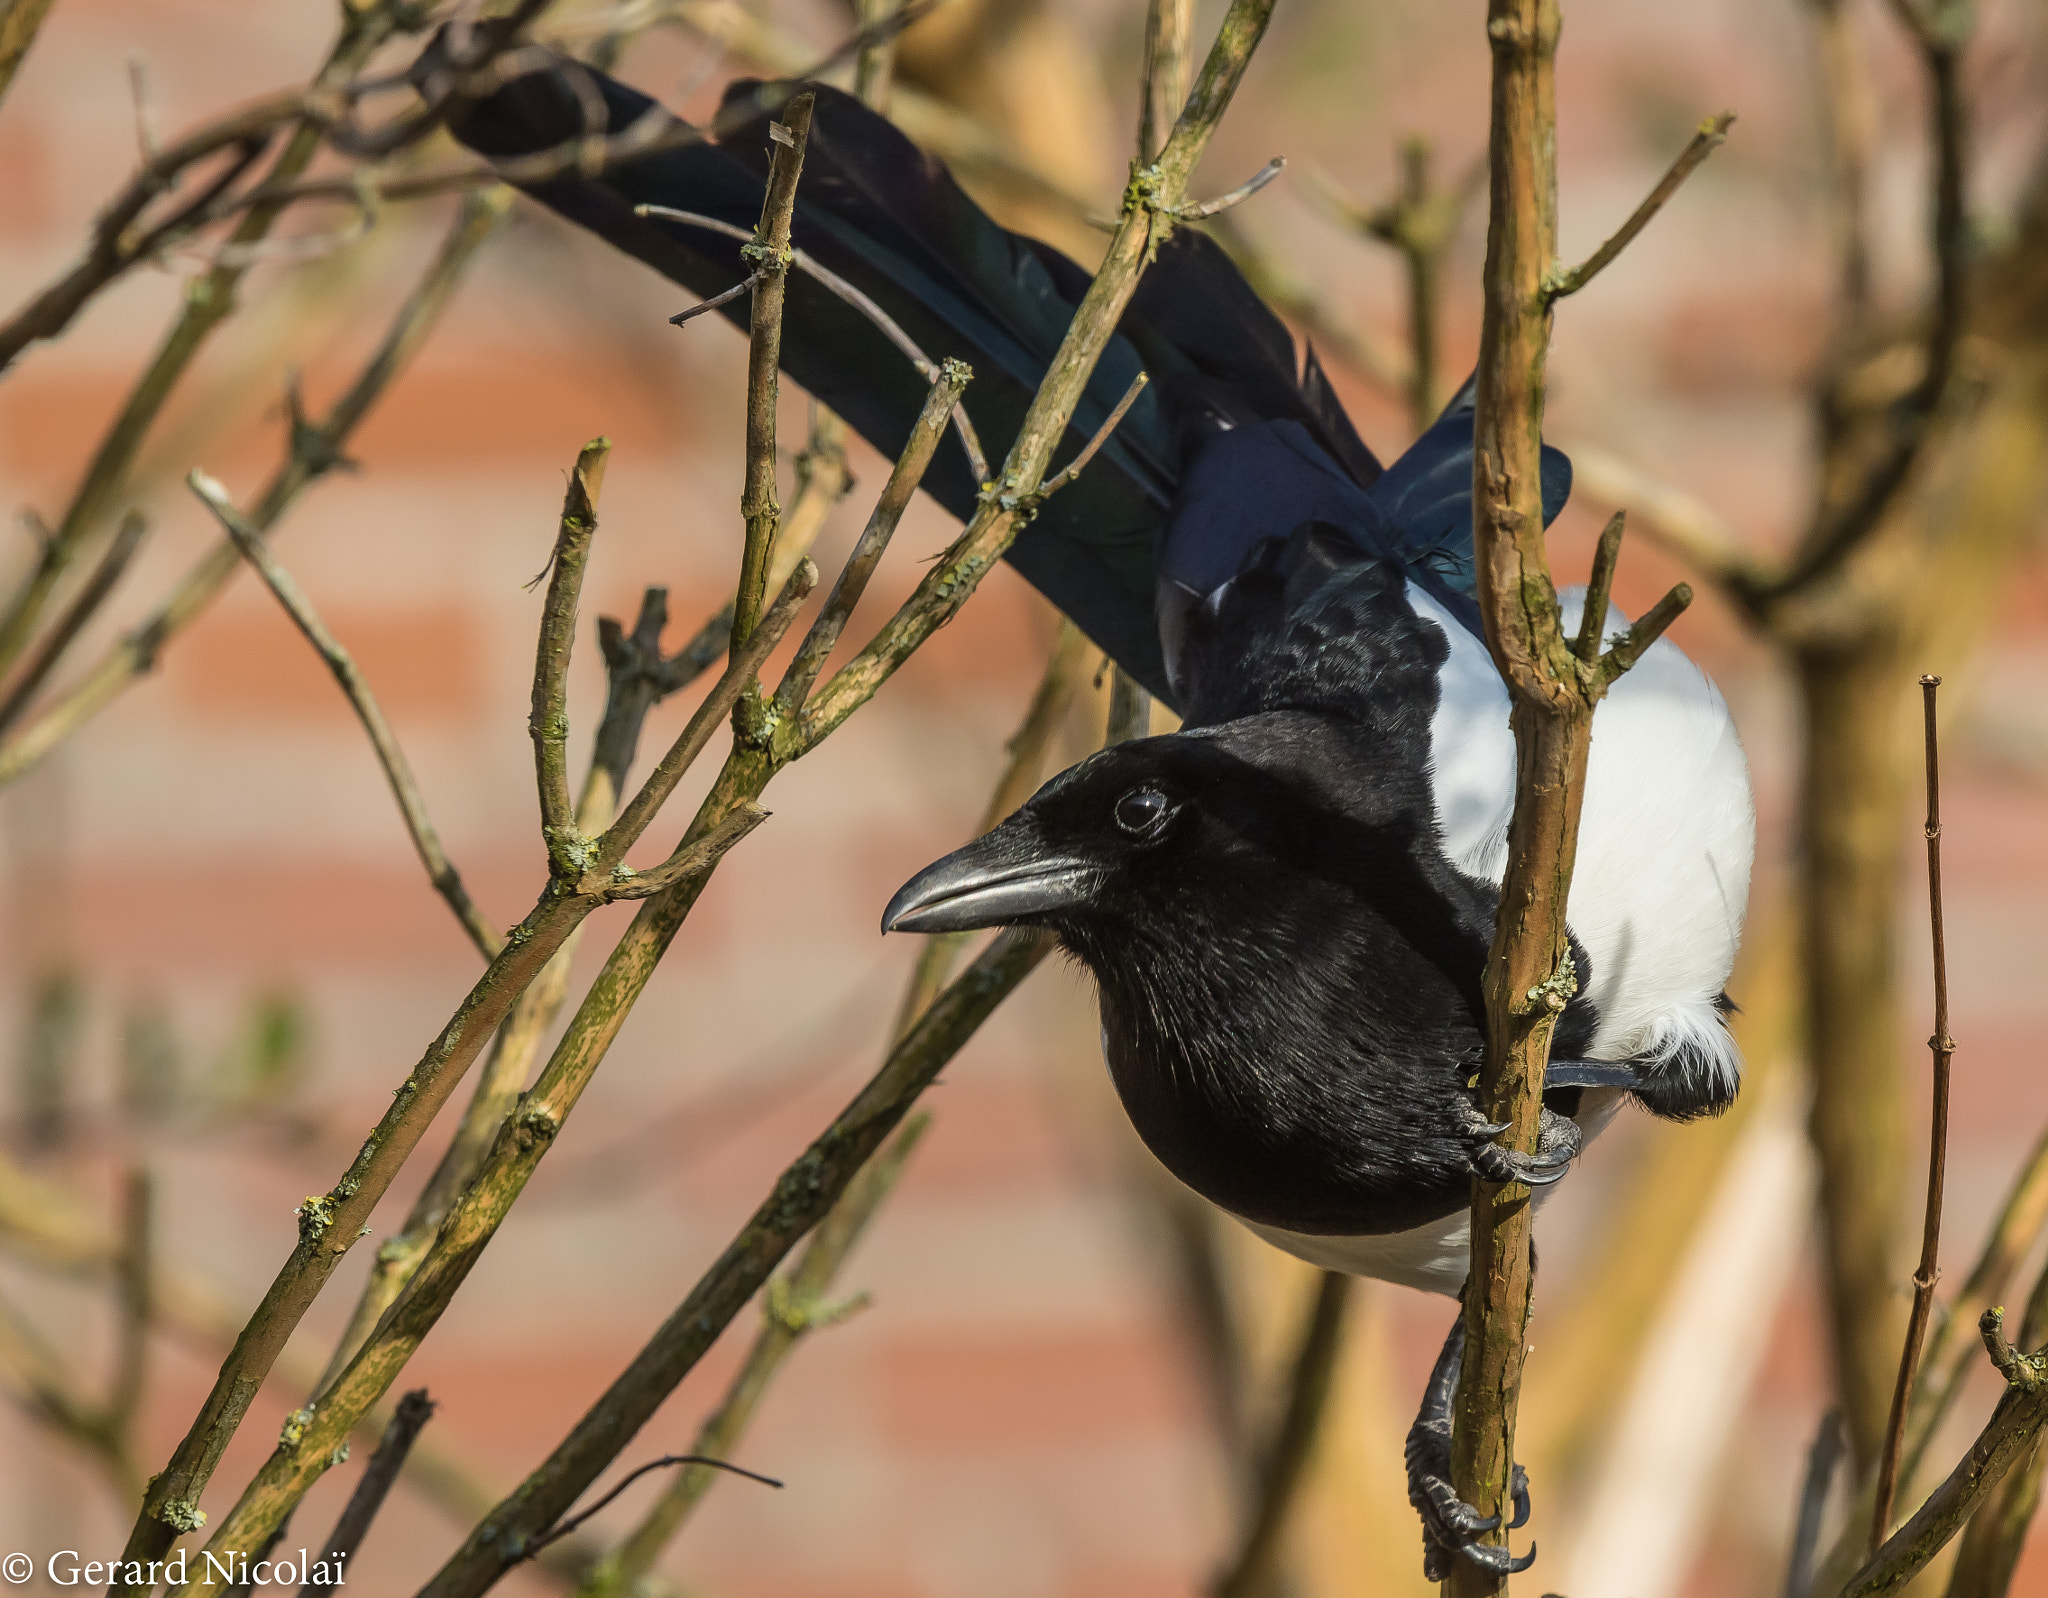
left=1404, top=1313, right=1536, bottom=1580
left=1455, top=1097, right=1583, bottom=1187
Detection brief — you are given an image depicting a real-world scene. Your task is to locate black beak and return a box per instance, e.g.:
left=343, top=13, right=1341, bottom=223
left=882, top=822, right=1095, bottom=934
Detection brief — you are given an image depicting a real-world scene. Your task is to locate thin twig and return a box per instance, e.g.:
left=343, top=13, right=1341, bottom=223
left=638, top=203, right=991, bottom=482
left=417, top=929, right=1055, bottom=1597
left=0, top=187, right=514, bottom=795
left=570, top=1122, right=925, bottom=1597
left=592, top=562, right=817, bottom=880
left=777, top=366, right=970, bottom=709
left=1870, top=675, right=1957, bottom=1546
left=732, top=95, right=813, bottom=653
left=667, top=272, right=757, bottom=325
left=293, top=1390, right=435, bottom=1597
left=522, top=1454, right=781, bottom=1561
left=1575, top=512, right=1626, bottom=664
left=1316, top=137, right=1486, bottom=428
left=0, top=510, right=146, bottom=740
left=1450, top=0, right=1704, bottom=1585
left=1139, top=0, right=1195, bottom=163
left=1840, top=1311, right=2048, bottom=1597
left=1757, top=3, right=1972, bottom=606
left=531, top=438, right=611, bottom=878
left=1783, top=1410, right=1845, bottom=1598
left=194, top=472, right=502, bottom=962
left=1175, top=157, right=1285, bottom=220
left=1545, top=114, right=1735, bottom=302
left=1038, top=372, right=1150, bottom=499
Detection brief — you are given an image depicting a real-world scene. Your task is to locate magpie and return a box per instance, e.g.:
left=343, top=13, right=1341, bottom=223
left=452, top=58, right=1756, bottom=1579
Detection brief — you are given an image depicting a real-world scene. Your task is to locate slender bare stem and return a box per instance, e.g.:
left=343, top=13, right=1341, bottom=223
left=1574, top=512, right=1626, bottom=663
left=293, top=1390, right=434, bottom=1596
left=1038, top=372, right=1150, bottom=499
left=1841, top=1311, right=2048, bottom=1598
left=194, top=471, right=501, bottom=961
left=1175, top=157, right=1285, bottom=221
left=1139, top=0, right=1194, bottom=163
left=570, top=1121, right=927, bottom=1597
left=0, top=510, right=145, bottom=739
left=592, top=563, right=816, bottom=877
left=1545, top=114, right=1735, bottom=302
left=1783, top=1411, right=1846, bottom=1598
left=108, top=1166, right=151, bottom=1438
left=777, top=367, right=969, bottom=708
left=1870, top=675, right=1956, bottom=1545
left=638, top=203, right=990, bottom=482
left=0, top=188, right=512, bottom=793
left=533, top=439, right=611, bottom=877
left=733, top=95, right=813, bottom=652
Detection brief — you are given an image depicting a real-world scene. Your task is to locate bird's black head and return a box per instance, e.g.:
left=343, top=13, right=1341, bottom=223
left=881, top=712, right=1440, bottom=967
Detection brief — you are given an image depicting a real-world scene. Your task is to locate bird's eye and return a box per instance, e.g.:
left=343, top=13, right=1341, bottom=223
left=1114, top=787, right=1172, bottom=836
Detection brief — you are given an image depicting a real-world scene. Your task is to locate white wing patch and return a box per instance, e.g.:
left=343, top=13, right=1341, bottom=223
left=1404, top=582, right=1755, bottom=1104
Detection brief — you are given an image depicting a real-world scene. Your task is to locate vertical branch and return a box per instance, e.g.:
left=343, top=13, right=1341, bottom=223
left=532, top=439, right=610, bottom=877
left=1450, top=0, right=1567, bottom=1582
left=733, top=95, right=814, bottom=653
left=1140, top=0, right=1195, bottom=163
left=1870, top=676, right=1956, bottom=1545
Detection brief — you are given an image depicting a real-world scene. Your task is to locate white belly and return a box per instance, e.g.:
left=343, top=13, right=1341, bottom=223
left=1234, top=1089, right=1625, bottom=1295
left=1408, top=582, right=1754, bottom=1102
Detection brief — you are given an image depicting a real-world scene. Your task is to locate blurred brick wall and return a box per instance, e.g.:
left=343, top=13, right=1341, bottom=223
left=0, top=2, right=2043, bottom=1596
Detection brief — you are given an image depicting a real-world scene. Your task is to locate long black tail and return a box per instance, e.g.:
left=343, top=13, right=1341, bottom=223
left=449, top=58, right=1379, bottom=699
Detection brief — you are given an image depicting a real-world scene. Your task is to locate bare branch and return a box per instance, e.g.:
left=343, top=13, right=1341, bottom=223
left=1870, top=676, right=1956, bottom=1546
left=1840, top=1311, right=2048, bottom=1598
left=639, top=203, right=990, bottom=482
left=522, top=1454, right=781, bottom=1562
left=1782, top=1411, right=1845, bottom=1598
left=593, top=561, right=817, bottom=879
left=293, top=1390, right=435, bottom=1596
left=194, top=471, right=502, bottom=963
left=1545, top=113, right=1734, bottom=302
left=575, top=1119, right=924, bottom=1595
left=532, top=439, right=611, bottom=879
left=0, top=510, right=145, bottom=740
left=1037, top=372, right=1150, bottom=500
left=1173, top=156, right=1285, bottom=221
left=0, top=181, right=514, bottom=799
left=777, top=366, right=969, bottom=709
left=1139, top=0, right=1194, bottom=164
left=1573, top=511, right=1627, bottom=664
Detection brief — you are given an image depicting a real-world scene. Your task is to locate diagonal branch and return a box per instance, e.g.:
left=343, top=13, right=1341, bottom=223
left=194, top=472, right=501, bottom=962
left=1545, top=113, right=1734, bottom=303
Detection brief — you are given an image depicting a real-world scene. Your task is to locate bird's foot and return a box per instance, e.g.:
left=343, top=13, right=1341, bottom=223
left=1455, top=1099, right=1583, bottom=1188
left=1406, top=1317, right=1536, bottom=1581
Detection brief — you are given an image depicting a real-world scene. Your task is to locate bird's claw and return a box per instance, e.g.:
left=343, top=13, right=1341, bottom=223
left=1407, top=1318, right=1538, bottom=1581
left=1455, top=1099, right=1583, bottom=1189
